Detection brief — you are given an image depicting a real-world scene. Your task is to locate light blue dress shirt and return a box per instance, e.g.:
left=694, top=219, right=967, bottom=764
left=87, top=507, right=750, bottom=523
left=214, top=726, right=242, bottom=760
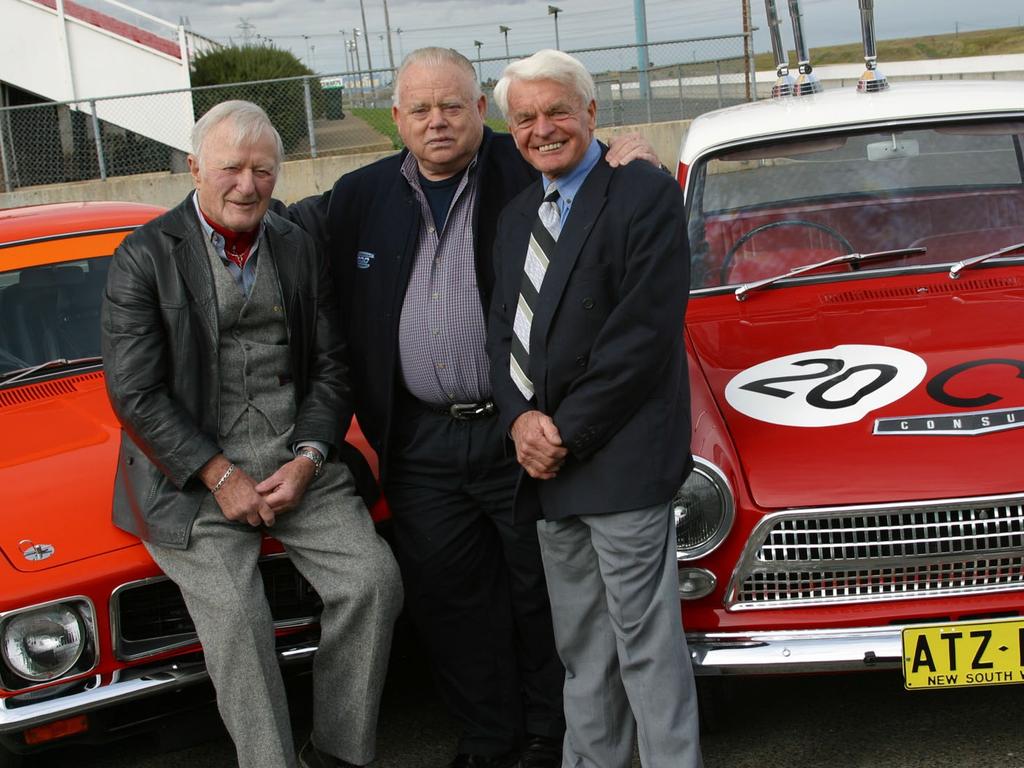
left=542, top=137, right=602, bottom=229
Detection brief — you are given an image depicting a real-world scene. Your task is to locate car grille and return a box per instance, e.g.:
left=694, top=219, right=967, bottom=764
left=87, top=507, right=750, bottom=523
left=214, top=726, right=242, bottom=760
left=113, top=555, right=322, bottom=660
left=727, top=496, right=1024, bottom=610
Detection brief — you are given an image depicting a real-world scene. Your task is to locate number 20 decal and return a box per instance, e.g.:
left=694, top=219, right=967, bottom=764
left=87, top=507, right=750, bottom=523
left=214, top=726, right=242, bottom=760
left=725, top=345, right=927, bottom=427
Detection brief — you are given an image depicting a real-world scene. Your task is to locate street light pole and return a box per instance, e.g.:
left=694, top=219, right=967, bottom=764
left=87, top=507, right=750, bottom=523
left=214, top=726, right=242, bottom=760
left=396, top=27, right=404, bottom=60
left=350, top=41, right=359, bottom=95
left=474, top=40, right=483, bottom=82
left=382, top=0, right=396, bottom=73
left=499, top=25, right=510, bottom=63
left=548, top=6, right=562, bottom=50
left=352, top=27, right=364, bottom=106
left=358, top=0, right=375, bottom=103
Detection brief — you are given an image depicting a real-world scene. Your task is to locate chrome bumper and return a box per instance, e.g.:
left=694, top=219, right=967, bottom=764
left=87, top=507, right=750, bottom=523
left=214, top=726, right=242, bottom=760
left=688, top=624, right=905, bottom=675
left=0, top=643, right=316, bottom=733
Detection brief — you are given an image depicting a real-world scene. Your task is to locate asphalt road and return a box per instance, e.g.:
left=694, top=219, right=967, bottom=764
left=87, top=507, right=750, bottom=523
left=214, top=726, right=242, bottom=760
left=30, top=636, right=1024, bottom=768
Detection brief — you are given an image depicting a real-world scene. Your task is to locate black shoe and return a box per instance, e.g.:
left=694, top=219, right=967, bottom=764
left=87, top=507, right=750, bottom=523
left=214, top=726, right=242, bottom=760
left=299, top=739, right=363, bottom=768
left=448, top=750, right=520, bottom=768
left=519, top=735, right=562, bottom=768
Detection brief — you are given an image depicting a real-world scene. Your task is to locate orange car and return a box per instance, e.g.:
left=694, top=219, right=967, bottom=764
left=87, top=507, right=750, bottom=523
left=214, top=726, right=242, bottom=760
left=0, top=202, right=384, bottom=765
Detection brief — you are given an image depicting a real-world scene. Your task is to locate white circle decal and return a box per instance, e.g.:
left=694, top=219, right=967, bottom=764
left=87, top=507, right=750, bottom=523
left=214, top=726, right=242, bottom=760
left=725, top=344, right=927, bottom=427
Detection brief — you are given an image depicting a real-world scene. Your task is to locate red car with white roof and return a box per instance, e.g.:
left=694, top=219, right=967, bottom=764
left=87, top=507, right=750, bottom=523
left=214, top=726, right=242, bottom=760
left=674, top=1, right=1024, bottom=696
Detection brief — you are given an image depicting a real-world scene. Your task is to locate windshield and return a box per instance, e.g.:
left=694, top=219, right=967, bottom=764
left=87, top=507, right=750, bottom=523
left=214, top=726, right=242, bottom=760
left=0, top=256, right=110, bottom=375
left=687, top=120, right=1024, bottom=290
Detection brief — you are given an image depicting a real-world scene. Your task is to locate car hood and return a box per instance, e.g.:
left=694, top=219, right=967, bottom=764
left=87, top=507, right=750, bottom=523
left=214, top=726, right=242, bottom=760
left=688, top=269, right=1024, bottom=509
left=0, top=371, right=140, bottom=572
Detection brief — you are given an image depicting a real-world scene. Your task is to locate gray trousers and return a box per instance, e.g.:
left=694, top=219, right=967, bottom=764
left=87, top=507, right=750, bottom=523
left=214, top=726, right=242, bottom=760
left=146, top=463, right=403, bottom=768
left=537, top=502, right=702, bottom=768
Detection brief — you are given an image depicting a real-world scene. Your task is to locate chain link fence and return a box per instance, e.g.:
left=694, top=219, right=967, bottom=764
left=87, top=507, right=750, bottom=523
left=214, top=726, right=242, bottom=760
left=0, top=33, right=752, bottom=192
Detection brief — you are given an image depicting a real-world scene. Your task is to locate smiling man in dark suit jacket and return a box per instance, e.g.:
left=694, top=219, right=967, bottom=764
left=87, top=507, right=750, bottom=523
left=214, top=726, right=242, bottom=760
left=487, top=50, right=703, bottom=768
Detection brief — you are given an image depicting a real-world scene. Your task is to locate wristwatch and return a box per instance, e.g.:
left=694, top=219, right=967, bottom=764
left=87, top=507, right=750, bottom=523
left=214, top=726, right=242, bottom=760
left=295, top=447, right=324, bottom=478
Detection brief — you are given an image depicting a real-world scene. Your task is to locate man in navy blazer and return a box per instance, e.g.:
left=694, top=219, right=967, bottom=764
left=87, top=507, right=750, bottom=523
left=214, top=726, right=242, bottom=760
left=281, top=48, right=661, bottom=768
left=488, top=50, right=703, bottom=768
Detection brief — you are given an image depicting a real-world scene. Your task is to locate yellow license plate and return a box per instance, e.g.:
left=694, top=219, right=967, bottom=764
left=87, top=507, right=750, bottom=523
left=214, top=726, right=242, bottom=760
left=902, top=617, right=1024, bottom=690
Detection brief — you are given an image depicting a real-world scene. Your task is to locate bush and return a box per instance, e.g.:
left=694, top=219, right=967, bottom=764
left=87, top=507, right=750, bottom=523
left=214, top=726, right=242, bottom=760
left=191, top=45, right=322, bottom=156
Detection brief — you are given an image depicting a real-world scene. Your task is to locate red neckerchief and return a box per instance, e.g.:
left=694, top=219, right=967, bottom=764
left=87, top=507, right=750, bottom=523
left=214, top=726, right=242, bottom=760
left=199, top=207, right=258, bottom=269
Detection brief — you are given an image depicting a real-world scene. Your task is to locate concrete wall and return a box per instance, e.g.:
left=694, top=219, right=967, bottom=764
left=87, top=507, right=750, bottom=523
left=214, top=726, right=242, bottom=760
left=0, top=120, right=691, bottom=209
left=595, top=120, right=689, bottom=172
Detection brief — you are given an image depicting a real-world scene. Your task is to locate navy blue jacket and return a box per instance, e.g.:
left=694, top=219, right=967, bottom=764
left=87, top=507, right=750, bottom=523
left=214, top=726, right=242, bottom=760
left=283, top=128, right=537, bottom=476
left=487, top=147, right=693, bottom=521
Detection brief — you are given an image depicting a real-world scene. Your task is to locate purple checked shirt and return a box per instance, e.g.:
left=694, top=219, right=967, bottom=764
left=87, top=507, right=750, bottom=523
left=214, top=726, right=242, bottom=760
left=397, top=152, right=492, bottom=406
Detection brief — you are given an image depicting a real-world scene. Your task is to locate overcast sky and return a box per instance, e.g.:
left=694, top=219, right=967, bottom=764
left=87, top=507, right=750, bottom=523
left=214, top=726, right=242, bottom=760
left=116, top=0, right=1023, bottom=74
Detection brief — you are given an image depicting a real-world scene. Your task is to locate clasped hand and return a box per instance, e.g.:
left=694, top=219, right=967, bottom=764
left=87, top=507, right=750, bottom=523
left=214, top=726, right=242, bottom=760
left=204, top=456, right=317, bottom=527
left=510, top=410, right=568, bottom=480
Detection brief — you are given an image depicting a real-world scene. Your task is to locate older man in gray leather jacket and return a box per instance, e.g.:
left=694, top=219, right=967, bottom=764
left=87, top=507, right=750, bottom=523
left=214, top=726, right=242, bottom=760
left=101, top=100, right=402, bottom=768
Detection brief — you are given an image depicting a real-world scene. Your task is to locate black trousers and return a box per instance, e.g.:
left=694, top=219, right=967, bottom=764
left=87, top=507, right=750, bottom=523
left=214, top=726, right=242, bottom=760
left=383, top=393, right=565, bottom=756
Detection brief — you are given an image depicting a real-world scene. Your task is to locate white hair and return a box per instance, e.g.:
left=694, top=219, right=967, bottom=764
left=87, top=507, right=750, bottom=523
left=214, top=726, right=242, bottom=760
left=493, top=49, right=596, bottom=118
left=191, top=100, right=284, bottom=170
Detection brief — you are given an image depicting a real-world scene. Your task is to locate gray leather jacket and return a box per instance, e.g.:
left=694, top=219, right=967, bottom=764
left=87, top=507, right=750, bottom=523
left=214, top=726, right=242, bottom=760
left=100, top=195, right=350, bottom=548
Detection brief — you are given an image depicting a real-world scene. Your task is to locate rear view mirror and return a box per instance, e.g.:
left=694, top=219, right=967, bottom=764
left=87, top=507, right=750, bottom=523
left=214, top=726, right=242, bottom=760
left=866, top=136, right=920, bottom=161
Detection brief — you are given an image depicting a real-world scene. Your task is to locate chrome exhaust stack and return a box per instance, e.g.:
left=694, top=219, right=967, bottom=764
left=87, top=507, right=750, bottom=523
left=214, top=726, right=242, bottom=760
left=765, top=0, right=796, bottom=97
left=786, top=0, right=822, bottom=95
left=857, top=0, right=889, bottom=92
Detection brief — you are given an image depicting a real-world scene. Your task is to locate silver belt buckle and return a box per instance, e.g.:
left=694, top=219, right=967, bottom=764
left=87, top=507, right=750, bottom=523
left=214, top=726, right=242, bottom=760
left=448, top=401, right=495, bottom=420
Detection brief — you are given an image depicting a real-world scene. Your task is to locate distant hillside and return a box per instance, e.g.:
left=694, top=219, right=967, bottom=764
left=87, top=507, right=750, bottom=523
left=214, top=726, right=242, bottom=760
left=754, top=25, right=1024, bottom=69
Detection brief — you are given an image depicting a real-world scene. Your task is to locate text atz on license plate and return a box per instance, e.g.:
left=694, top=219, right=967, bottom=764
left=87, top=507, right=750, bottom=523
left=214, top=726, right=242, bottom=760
left=902, top=617, right=1024, bottom=690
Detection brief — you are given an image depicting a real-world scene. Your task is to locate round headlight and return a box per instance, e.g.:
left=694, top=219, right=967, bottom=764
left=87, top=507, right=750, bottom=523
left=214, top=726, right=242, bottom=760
left=673, top=459, right=734, bottom=560
left=2, top=605, right=86, bottom=682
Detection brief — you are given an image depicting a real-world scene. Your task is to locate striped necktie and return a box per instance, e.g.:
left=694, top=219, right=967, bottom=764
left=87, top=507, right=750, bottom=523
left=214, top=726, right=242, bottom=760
left=510, top=186, right=560, bottom=401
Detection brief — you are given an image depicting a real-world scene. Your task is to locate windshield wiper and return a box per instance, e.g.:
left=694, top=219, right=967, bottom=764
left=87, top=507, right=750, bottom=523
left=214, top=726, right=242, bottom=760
left=0, top=356, right=102, bottom=386
left=734, top=247, right=927, bottom=301
left=949, top=242, right=1024, bottom=279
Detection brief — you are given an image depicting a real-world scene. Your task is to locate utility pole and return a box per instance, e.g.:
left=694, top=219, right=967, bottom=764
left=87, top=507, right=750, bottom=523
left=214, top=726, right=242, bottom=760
left=382, top=0, right=396, bottom=74
left=548, top=6, right=562, bottom=50
left=474, top=40, right=483, bottom=82
left=396, top=27, right=404, bottom=60
left=742, top=0, right=752, bottom=100
left=340, top=29, right=349, bottom=75
left=358, top=0, right=375, bottom=102
left=499, top=25, right=511, bottom=63
left=633, top=0, right=651, bottom=102
left=237, top=18, right=256, bottom=44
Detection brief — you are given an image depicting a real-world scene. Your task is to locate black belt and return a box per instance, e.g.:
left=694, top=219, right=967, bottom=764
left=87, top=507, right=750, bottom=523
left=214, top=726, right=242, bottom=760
left=423, top=399, right=496, bottom=421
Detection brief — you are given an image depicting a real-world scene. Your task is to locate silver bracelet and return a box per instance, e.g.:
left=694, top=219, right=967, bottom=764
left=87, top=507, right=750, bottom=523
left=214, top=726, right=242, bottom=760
left=211, top=463, right=236, bottom=494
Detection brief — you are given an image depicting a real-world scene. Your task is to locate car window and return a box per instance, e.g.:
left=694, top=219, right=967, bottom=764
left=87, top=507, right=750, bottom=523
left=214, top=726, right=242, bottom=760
left=0, top=256, right=110, bottom=373
left=688, top=121, right=1024, bottom=290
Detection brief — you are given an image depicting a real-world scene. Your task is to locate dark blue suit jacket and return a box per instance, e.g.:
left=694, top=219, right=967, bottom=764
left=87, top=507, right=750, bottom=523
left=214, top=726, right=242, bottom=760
left=283, top=128, right=537, bottom=476
left=487, top=145, right=693, bottom=522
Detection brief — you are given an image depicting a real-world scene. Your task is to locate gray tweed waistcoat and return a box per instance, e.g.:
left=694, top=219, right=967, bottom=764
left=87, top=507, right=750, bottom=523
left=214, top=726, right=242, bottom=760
left=206, top=235, right=297, bottom=478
